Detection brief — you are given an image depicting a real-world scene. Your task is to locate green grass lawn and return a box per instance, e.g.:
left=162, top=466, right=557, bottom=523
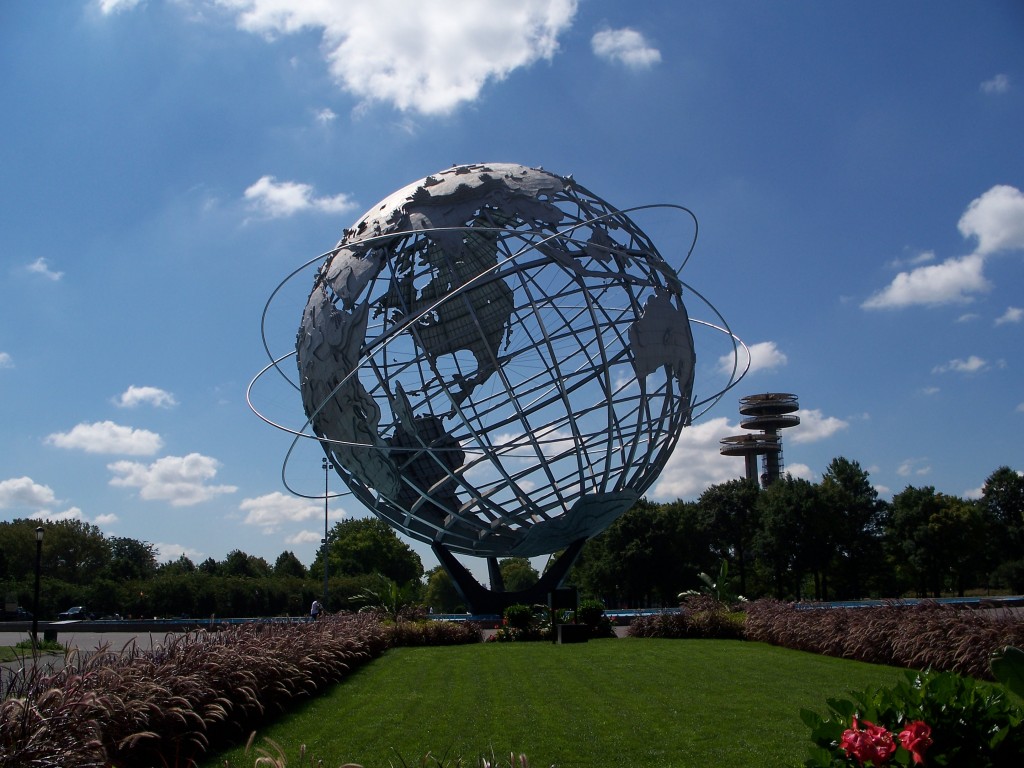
left=205, top=638, right=906, bottom=768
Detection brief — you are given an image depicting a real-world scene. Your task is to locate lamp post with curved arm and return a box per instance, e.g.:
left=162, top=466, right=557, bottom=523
left=322, top=457, right=332, bottom=608
left=32, top=526, right=43, bottom=652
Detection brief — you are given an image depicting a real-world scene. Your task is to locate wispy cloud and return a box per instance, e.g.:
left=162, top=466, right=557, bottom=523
left=980, top=73, right=1010, bottom=94
left=591, top=27, right=661, bottom=69
left=0, top=352, right=12, bottom=369
left=153, top=542, right=204, bottom=563
left=108, top=453, right=237, bottom=506
left=217, top=0, right=578, bottom=115
left=932, top=355, right=988, bottom=374
left=862, top=253, right=989, bottom=308
left=239, top=491, right=340, bottom=532
left=96, top=0, right=142, bottom=16
left=115, top=385, right=178, bottom=409
left=46, top=420, right=163, bottom=455
left=26, top=257, right=63, bottom=281
left=718, top=340, right=787, bottom=375
left=790, top=408, right=849, bottom=444
left=313, top=107, right=337, bottom=124
left=244, top=175, right=357, bottom=219
left=863, top=185, right=1024, bottom=309
left=897, top=458, right=932, bottom=477
left=995, top=306, right=1023, bottom=326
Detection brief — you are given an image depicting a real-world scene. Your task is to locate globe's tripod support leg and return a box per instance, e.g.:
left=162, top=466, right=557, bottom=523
left=432, top=539, right=587, bottom=616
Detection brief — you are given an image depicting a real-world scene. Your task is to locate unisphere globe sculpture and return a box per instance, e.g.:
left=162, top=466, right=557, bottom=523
left=250, top=162, right=747, bottom=613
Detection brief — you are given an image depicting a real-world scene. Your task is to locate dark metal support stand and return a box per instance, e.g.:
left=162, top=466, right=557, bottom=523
left=432, top=538, right=587, bottom=615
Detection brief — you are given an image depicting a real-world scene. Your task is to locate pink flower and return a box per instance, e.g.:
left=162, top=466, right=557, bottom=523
left=839, top=717, right=897, bottom=766
left=898, top=721, right=933, bottom=765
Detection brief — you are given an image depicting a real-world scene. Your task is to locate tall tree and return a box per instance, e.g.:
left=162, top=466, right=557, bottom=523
left=820, top=457, right=888, bottom=599
left=105, top=536, right=158, bottom=582
left=755, top=476, right=825, bottom=599
left=698, top=479, right=760, bottom=595
left=314, top=517, right=423, bottom=586
left=887, top=486, right=947, bottom=597
left=273, top=550, right=307, bottom=579
left=498, top=557, right=539, bottom=592
left=981, top=466, right=1024, bottom=590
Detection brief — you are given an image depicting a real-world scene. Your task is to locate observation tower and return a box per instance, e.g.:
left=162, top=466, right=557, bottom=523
left=720, top=392, right=800, bottom=486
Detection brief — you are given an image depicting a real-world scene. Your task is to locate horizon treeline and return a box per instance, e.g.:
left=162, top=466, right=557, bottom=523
left=1, top=458, right=1021, bottom=617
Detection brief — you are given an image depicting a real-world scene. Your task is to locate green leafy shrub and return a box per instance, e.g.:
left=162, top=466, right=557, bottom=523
left=488, top=604, right=550, bottom=642
left=574, top=599, right=615, bottom=639
left=802, top=668, right=1024, bottom=767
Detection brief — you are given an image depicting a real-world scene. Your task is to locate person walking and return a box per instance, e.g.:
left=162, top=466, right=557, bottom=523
left=310, top=599, right=323, bottom=620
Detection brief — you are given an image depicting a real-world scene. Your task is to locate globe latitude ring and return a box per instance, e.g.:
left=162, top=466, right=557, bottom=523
left=293, top=162, right=713, bottom=560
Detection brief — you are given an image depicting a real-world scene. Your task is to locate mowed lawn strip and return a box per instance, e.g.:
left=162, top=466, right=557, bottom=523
left=207, top=639, right=905, bottom=768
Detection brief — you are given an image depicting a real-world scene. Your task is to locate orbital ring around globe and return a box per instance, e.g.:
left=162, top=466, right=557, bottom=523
left=247, top=163, right=749, bottom=560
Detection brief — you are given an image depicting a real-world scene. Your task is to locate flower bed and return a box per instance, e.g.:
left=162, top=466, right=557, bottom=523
left=745, top=599, right=1024, bottom=679
left=0, top=613, right=475, bottom=767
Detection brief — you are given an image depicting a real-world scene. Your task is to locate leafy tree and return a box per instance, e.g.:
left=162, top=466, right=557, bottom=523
left=887, top=486, right=948, bottom=597
left=698, top=479, right=760, bottom=595
left=755, top=476, right=824, bottom=599
left=221, top=549, right=271, bottom=578
left=498, top=557, right=539, bottom=592
left=313, top=517, right=423, bottom=586
left=981, top=466, right=1024, bottom=590
left=273, top=550, right=307, bottom=579
left=159, top=554, right=197, bottom=575
left=819, top=457, right=889, bottom=599
left=105, top=536, right=158, bottom=582
left=571, top=499, right=709, bottom=607
left=198, top=557, right=220, bottom=576
left=423, top=566, right=464, bottom=613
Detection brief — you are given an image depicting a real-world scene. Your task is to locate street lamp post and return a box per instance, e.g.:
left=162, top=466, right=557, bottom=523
left=32, top=526, right=43, bottom=652
left=322, top=457, right=333, bottom=608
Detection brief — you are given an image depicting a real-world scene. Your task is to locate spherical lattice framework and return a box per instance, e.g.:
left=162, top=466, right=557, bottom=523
left=250, top=163, right=745, bottom=560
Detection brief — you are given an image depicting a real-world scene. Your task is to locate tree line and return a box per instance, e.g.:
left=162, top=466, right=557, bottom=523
left=1, top=459, right=1021, bottom=618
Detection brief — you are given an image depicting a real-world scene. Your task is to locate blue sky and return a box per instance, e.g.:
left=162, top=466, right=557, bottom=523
left=1, top=0, right=1022, bottom=578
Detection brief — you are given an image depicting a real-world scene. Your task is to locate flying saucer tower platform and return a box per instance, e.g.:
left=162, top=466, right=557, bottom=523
left=720, top=393, right=800, bottom=486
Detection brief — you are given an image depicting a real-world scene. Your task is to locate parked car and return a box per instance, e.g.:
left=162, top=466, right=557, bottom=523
left=57, top=606, right=95, bottom=621
left=1, top=607, right=32, bottom=620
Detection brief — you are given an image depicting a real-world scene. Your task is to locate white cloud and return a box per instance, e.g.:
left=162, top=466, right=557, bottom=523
left=897, top=457, right=931, bottom=477
left=46, top=420, right=163, bottom=455
left=790, top=408, right=849, bottom=444
left=239, top=491, right=333, bottom=530
left=886, top=250, right=935, bottom=270
left=244, top=175, right=358, bottom=218
left=97, top=0, right=142, bottom=14
left=932, top=355, right=988, bottom=374
left=591, top=27, right=661, bottom=69
left=864, top=185, right=1024, bottom=310
left=718, top=340, right=787, bottom=375
left=94, top=513, right=119, bottom=525
left=218, top=0, right=578, bottom=115
left=0, top=352, right=12, bottom=369
left=650, top=416, right=743, bottom=499
left=980, top=73, right=1010, bottom=94
left=26, top=257, right=63, bottom=281
left=286, top=530, right=324, bottom=546
left=314, top=107, right=337, bottom=124
left=115, top=385, right=178, bottom=409
left=108, top=453, right=238, bottom=506
left=0, top=476, right=57, bottom=509
left=958, top=185, right=1024, bottom=256
left=862, top=253, right=990, bottom=309
left=785, top=463, right=814, bottom=482
left=30, top=506, right=84, bottom=523
left=154, top=542, right=204, bottom=562
left=995, top=306, right=1023, bottom=326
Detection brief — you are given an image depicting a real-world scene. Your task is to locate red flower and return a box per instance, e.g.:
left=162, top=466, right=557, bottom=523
left=898, top=721, right=933, bottom=765
left=839, top=717, right=897, bottom=766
